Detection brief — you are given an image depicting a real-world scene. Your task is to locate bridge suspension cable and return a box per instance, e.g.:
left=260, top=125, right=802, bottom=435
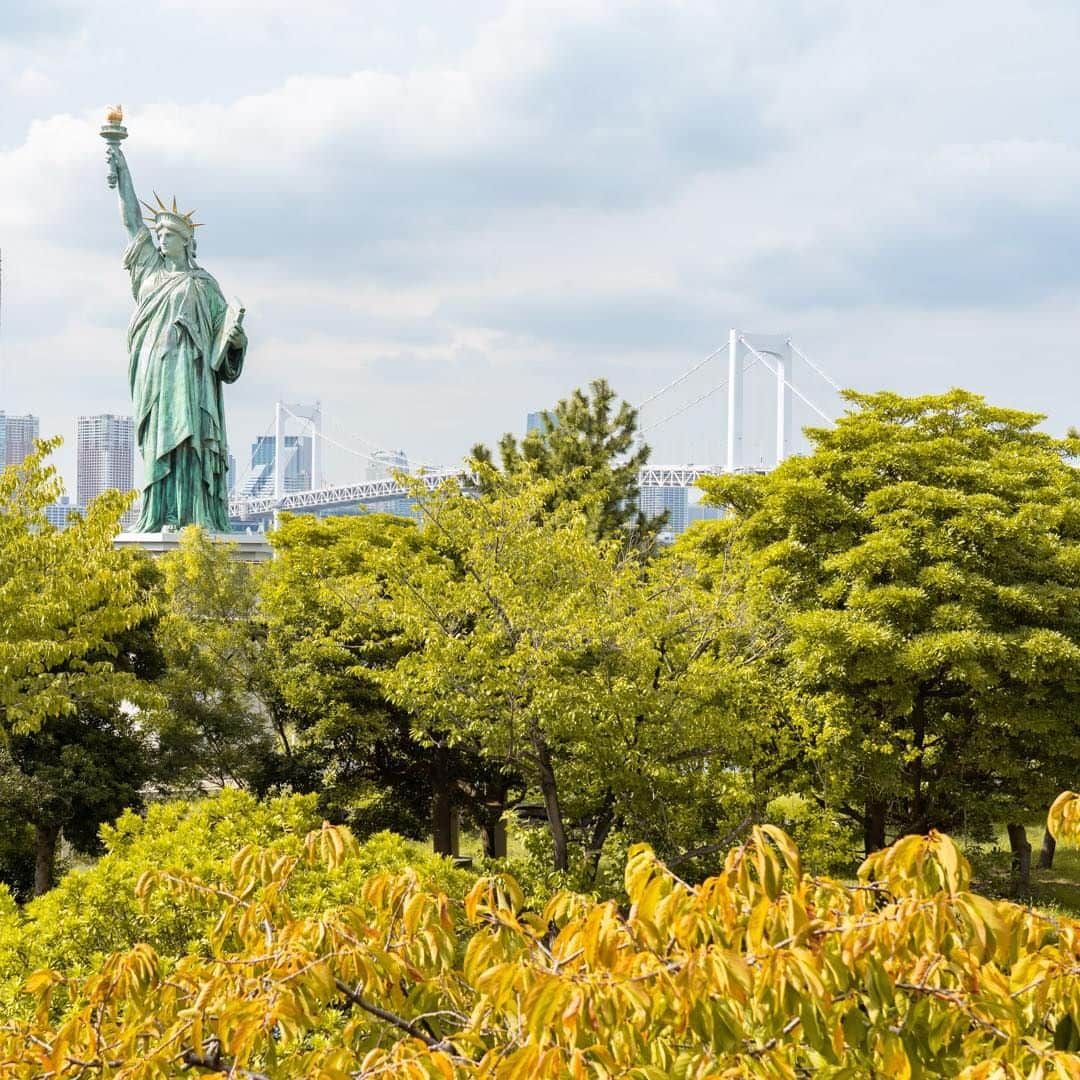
left=640, top=355, right=756, bottom=434
left=788, top=340, right=843, bottom=394
left=635, top=336, right=840, bottom=437
left=738, top=336, right=833, bottom=424
left=279, top=403, right=449, bottom=475
left=635, top=342, right=727, bottom=410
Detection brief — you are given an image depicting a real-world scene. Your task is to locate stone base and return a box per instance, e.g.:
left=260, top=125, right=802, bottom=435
left=114, top=530, right=273, bottom=562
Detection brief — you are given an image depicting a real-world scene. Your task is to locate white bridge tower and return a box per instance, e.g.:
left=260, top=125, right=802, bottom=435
left=273, top=400, right=324, bottom=500
left=726, top=331, right=793, bottom=473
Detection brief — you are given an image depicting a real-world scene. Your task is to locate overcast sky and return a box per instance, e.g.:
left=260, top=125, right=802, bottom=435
left=3, top=0, right=1080, bottom=491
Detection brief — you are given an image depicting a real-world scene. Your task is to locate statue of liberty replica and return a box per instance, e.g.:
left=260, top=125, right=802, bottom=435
left=102, top=108, right=246, bottom=532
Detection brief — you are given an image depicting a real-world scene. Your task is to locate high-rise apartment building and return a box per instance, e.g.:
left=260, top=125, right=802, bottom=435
left=77, top=415, right=136, bottom=514
left=243, top=435, right=312, bottom=497
left=637, top=484, right=689, bottom=536
left=0, top=412, right=40, bottom=466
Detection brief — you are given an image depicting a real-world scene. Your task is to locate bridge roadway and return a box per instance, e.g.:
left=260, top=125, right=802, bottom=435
left=228, top=465, right=766, bottom=520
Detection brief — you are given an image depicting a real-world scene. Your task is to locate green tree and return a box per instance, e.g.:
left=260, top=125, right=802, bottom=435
left=0, top=788, right=474, bottom=1014
left=0, top=441, right=157, bottom=894
left=0, top=440, right=150, bottom=735
left=376, top=469, right=761, bottom=880
left=699, top=389, right=1080, bottom=858
left=472, top=378, right=661, bottom=544
left=261, top=513, right=521, bottom=851
left=0, top=707, right=155, bottom=899
left=153, top=527, right=283, bottom=790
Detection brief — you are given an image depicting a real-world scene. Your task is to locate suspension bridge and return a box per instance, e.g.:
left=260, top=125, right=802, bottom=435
left=227, top=331, right=842, bottom=527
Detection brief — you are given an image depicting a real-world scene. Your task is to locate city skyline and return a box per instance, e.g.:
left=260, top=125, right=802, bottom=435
left=2, top=1, right=1080, bottom=500
left=4, top=401, right=717, bottom=536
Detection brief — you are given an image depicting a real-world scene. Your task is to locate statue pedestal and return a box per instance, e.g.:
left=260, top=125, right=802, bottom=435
left=114, top=530, right=273, bottom=562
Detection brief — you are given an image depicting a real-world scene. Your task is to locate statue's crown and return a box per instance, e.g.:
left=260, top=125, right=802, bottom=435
left=141, top=191, right=202, bottom=240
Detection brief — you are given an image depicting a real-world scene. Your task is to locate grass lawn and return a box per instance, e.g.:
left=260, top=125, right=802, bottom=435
left=958, top=821, right=1080, bottom=919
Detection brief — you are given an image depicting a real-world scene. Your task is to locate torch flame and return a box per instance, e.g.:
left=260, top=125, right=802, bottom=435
left=106, top=105, right=124, bottom=124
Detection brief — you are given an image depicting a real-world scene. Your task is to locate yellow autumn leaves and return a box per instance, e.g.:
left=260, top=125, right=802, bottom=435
left=3, top=807, right=1080, bottom=1077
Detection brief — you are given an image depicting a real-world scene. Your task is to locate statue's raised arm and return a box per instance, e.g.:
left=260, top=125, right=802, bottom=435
left=101, top=107, right=141, bottom=239
left=107, top=145, right=143, bottom=239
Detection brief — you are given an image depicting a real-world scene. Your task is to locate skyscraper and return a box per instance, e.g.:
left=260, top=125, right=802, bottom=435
left=77, top=415, right=136, bottom=522
left=243, top=435, right=313, bottom=497
left=0, top=412, right=40, bottom=466
left=637, top=484, right=689, bottom=536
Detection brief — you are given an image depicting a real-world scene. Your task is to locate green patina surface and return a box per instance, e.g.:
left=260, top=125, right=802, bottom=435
left=104, top=115, right=247, bottom=533
left=123, top=229, right=244, bottom=531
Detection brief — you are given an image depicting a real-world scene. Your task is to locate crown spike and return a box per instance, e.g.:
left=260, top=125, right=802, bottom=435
left=172, top=195, right=178, bottom=213
left=154, top=191, right=167, bottom=210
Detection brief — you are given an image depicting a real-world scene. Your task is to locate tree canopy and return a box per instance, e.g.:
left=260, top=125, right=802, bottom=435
left=472, top=378, right=661, bottom=544
left=697, top=389, right=1080, bottom=854
left=0, top=442, right=161, bottom=894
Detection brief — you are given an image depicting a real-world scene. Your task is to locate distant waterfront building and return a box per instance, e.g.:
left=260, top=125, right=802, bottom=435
left=77, top=415, right=137, bottom=527
left=526, top=411, right=544, bottom=435
left=365, top=448, right=409, bottom=483
left=360, top=449, right=411, bottom=518
left=1, top=412, right=40, bottom=466
left=638, top=484, right=689, bottom=535
left=687, top=502, right=725, bottom=527
left=243, top=435, right=312, bottom=497
left=227, top=452, right=237, bottom=494
left=45, top=495, right=85, bottom=531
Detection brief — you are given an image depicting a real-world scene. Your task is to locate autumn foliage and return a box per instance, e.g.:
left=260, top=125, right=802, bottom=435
left=2, top=802, right=1080, bottom=1078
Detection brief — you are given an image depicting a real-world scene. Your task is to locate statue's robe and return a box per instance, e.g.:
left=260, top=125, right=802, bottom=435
left=124, top=227, right=245, bottom=532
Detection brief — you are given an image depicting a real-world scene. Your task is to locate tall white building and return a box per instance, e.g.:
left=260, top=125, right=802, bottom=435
left=1, top=412, right=40, bottom=466
left=77, top=415, right=137, bottom=524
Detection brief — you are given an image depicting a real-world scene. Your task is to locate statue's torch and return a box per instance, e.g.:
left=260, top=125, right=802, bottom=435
left=100, top=105, right=128, bottom=188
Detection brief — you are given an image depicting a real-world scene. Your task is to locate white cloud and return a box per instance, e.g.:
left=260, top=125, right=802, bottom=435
left=9, top=67, right=57, bottom=96
left=4, top=0, right=1080, bottom=498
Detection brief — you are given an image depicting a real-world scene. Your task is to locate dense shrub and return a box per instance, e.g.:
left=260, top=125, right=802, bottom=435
left=0, top=790, right=474, bottom=1015
left=3, top=797, right=1080, bottom=1075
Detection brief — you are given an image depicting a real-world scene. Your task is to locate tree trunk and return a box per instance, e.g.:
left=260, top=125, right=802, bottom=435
left=479, top=816, right=507, bottom=859
left=432, top=786, right=460, bottom=857
left=477, top=785, right=510, bottom=859
left=1007, top=822, right=1032, bottom=891
left=582, top=790, right=616, bottom=888
left=531, top=728, right=568, bottom=873
left=909, top=695, right=928, bottom=833
left=1037, top=827, right=1056, bottom=871
left=33, top=822, right=60, bottom=897
left=431, top=750, right=458, bottom=857
left=864, top=798, right=887, bottom=857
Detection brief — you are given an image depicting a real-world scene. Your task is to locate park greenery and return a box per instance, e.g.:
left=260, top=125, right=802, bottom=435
left=2, top=382, right=1080, bottom=1075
